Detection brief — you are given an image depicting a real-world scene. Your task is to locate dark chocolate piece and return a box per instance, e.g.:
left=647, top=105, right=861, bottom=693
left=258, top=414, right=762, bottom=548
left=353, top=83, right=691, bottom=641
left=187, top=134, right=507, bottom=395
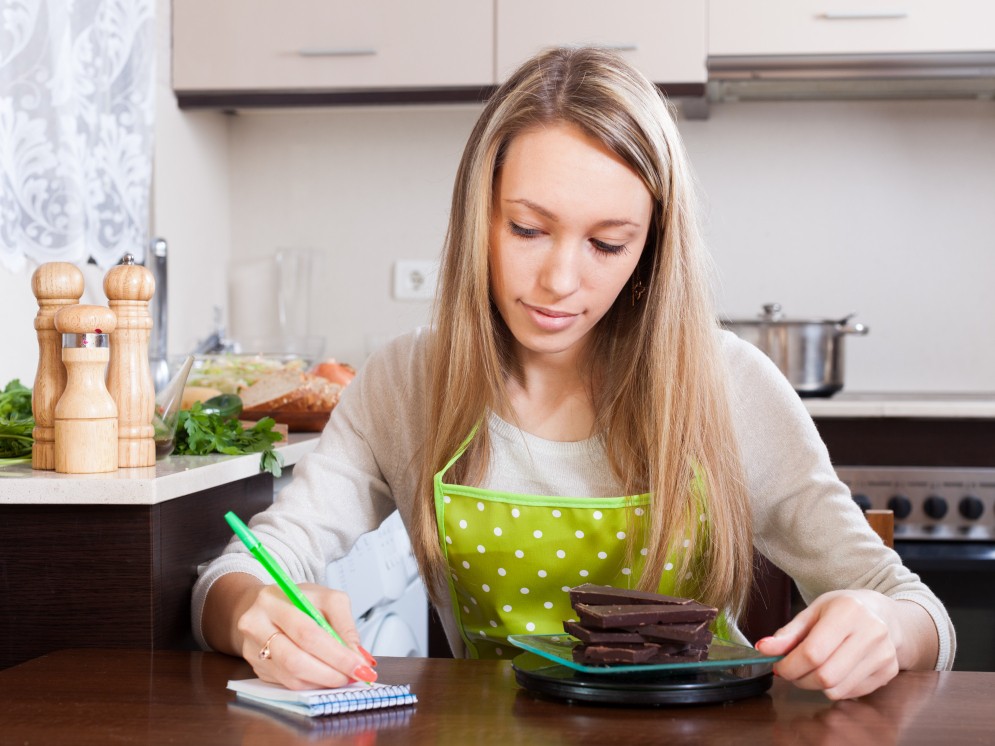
left=573, top=642, right=710, bottom=665
left=568, top=583, right=692, bottom=607
left=574, top=601, right=718, bottom=629
left=645, top=647, right=709, bottom=664
left=572, top=643, right=665, bottom=664
left=563, top=620, right=645, bottom=644
left=633, top=621, right=713, bottom=645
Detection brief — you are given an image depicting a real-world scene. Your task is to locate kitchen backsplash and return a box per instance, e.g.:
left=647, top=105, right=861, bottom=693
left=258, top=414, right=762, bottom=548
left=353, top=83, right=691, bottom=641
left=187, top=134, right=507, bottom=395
left=224, top=97, right=995, bottom=392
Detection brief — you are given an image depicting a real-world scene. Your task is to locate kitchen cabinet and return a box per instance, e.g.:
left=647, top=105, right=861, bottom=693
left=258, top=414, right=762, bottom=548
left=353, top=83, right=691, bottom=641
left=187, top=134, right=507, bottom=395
left=0, top=436, right=318, bottom=670
left=709, top=0, right=995, bottom=56
left=496, top=0, right=706, bottom=92
left=172, top=1, right=708, bottom=108
left=172, top=0, right=494, bottom=106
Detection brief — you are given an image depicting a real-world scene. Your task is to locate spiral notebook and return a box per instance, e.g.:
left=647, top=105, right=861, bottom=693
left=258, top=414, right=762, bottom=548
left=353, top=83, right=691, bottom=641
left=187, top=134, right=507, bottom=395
left=227, top=677, right=417, bottom=718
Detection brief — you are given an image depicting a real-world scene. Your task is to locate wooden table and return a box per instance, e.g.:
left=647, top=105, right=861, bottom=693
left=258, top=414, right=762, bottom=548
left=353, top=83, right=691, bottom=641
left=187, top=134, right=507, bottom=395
left=0, top=650, right=988, bottom=745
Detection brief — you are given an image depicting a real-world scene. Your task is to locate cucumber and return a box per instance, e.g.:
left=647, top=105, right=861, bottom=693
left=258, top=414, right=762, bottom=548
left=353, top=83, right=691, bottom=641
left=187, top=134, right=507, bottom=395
left=201, top=393, right=243, bottom=420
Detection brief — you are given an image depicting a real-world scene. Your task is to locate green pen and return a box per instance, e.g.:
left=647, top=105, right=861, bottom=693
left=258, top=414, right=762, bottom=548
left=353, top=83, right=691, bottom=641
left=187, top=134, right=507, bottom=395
left=224, top=511, right=373, bottom=683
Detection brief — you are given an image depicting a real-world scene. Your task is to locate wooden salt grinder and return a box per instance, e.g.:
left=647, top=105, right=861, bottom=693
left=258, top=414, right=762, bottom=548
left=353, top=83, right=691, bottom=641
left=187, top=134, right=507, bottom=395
left=53, top=305, right=119, bottom=474
left=31, top=262, right=85, bottom=470
left=104, top=254, right=156, bottom=467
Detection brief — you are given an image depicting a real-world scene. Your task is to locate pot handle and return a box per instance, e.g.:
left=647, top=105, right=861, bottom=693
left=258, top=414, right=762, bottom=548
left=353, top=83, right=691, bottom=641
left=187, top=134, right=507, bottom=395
left=837, top=313, right=869, bottom=335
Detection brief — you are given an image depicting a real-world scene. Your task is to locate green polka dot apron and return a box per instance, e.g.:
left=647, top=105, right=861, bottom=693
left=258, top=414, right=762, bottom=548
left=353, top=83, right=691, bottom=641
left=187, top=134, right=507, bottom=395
left=434, top=429, right=728, bottom=659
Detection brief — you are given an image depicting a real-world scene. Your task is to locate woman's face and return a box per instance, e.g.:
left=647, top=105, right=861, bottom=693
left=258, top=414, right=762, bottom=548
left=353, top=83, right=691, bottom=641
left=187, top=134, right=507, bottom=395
left=489, top=122, right=653, bottom=366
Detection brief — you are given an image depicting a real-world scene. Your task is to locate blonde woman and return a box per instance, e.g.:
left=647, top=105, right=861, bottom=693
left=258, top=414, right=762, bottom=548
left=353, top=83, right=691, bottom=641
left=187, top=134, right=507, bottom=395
left=194, top=47, right=953, bottom=700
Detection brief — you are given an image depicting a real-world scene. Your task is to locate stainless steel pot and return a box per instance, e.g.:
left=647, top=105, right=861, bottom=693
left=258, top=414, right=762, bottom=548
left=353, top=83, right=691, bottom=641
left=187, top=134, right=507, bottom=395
left=721, top=303, right=869, bottom=397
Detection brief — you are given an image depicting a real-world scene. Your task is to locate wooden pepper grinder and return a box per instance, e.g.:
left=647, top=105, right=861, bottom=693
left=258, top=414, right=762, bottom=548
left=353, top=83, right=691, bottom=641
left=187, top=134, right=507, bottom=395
left=31, top=262, right=85, bottom=470
left=53, top=305, right=118, bottom=474
left=104, top=253, right=156, bottom=467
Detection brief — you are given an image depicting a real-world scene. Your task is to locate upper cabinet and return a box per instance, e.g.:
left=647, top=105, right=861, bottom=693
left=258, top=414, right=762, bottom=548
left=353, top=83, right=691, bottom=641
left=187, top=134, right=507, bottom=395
left=496, top=0, right=706, bottom=90
left=709, top=0, right=995, bottom=56
left=172, top=1, right=708, bottom=108
left=172, top=0, right=494, bottom=105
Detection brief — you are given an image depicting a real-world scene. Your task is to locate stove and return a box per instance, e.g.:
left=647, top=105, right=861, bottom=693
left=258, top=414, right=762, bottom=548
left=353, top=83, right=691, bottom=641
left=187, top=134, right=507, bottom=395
left=836, top=466, right=995, bottom=541
left=809, top=402, right=995, bottom=671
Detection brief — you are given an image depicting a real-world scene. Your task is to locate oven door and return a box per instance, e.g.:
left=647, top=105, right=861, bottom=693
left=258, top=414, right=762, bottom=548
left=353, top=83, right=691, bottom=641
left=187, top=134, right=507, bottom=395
left=895, top=541, right=995, bottom=672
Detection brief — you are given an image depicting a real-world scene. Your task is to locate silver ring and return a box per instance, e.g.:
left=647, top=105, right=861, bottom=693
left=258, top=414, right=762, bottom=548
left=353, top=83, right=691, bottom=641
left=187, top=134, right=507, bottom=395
left=259, top=631, right=280, bottom=660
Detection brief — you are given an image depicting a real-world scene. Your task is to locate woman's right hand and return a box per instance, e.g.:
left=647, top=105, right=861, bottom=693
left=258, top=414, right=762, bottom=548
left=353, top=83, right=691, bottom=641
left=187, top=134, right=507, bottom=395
left=206, top=573, right=377, bottom=690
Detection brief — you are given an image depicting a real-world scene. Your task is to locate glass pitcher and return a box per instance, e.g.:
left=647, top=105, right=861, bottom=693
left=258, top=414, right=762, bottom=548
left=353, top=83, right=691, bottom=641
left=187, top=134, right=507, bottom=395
left=152, top=355, right=194, bottom=458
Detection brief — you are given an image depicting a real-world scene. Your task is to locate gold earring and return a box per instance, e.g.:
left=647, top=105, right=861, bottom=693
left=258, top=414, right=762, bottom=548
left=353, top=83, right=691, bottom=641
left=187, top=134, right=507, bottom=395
left=631, top=276, right=646, bottom=306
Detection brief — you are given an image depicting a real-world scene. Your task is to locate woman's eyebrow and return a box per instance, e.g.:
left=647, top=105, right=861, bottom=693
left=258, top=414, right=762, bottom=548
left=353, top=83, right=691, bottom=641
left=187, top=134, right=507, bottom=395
left=506, top=198, right=558, bottom=221
left=505, top=198, right=641, bottom=229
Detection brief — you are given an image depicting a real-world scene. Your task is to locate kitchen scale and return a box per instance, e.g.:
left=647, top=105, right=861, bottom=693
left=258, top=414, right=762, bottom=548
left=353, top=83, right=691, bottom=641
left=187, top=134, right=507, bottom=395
left=509, top=634, right=780, bottom=706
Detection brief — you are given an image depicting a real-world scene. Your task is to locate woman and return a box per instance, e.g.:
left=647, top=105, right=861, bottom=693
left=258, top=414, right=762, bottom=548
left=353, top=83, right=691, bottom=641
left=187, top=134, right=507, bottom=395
left=194, top=47, right=953, bottom=700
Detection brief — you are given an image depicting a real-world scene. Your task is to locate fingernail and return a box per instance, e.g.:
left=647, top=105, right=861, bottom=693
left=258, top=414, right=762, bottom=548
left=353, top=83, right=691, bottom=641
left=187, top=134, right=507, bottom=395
left=358, top=645, right=378, bottom=668
left=352, top=664, right=378, bottom=683
left=755, top=637, right=773, bottom=647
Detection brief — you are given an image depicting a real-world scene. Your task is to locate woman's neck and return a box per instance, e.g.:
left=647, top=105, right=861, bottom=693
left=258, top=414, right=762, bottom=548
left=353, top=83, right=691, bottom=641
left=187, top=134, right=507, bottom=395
left=503, top=346, right=597, bottom=442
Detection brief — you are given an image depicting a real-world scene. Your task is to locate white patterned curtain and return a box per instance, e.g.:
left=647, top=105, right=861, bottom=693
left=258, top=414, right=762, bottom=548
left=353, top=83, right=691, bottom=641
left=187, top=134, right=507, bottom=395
left=0, top=0, right=155, bottom=273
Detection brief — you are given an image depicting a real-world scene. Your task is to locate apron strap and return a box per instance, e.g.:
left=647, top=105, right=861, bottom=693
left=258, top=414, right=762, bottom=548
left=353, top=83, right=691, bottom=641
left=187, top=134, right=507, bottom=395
left=433, top=421, right=480, bottom=494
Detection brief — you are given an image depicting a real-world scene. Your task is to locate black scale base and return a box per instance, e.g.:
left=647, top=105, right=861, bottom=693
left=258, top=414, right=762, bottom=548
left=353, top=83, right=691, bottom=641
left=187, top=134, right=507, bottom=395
left=512, top=653, right=774, bottom=707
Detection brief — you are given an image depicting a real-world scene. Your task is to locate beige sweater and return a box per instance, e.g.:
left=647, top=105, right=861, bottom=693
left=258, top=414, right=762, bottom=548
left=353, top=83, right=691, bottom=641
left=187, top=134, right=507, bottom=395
left=192, top=327, right=955, bottom=669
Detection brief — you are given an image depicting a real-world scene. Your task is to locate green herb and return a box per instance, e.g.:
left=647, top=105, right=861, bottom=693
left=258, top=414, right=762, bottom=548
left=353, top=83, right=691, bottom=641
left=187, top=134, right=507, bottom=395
left=0, top=379, right=34, bottom=460
left=173, top=402, right=285, bottom=477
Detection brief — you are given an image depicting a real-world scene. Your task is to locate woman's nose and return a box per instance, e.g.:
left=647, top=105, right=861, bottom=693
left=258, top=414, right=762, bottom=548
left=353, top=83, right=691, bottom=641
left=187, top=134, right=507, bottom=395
left=537, top=242, right=582, bottom=298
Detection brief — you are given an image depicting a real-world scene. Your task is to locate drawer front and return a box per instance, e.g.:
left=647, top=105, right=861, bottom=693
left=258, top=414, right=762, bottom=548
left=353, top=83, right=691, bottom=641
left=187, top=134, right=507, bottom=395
left=173, top=0, right=494, bottom=92
left=709, top=0, right=995, bottom=57
left=496, top=0, right=706, bottom=84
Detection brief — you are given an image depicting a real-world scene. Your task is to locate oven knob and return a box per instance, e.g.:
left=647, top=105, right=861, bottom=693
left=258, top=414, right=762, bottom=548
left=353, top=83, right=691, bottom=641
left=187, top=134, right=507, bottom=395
left=887, top=495, right=912, bottom=520
left=923, top=496, right=948, bottom=520
left=959, top=496, right=984, bottom=521
left=852, top=493, right=871, bottom=512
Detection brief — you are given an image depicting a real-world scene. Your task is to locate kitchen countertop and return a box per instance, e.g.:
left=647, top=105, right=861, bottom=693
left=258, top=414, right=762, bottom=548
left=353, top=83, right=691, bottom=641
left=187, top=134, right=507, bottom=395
left=4, top=392, right=993, bottom=505
left=803, top=392, right=995, bottom=419
left=0, top=432, right=320, bottom=506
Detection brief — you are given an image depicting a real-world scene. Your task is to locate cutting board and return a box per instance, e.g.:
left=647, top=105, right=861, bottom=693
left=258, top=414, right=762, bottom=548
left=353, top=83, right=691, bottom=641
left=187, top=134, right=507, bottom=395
left=241, top=410, right=331, bottom=433
left=238, top=419, right=291, bottom=440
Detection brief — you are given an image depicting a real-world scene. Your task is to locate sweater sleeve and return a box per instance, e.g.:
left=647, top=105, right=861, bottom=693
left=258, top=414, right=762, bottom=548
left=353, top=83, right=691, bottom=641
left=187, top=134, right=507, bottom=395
left=720, top=331, right=956, bottom=671
left=190, top=329, right=431, bottom=650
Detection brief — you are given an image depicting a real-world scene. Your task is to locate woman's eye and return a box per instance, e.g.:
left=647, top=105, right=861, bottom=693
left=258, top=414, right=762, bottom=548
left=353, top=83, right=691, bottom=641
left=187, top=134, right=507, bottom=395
left=507, top=220, right=627, bottom=255
left=592, top=239, right=628, bottom=255
left=508, top=221, right=541, bottom=238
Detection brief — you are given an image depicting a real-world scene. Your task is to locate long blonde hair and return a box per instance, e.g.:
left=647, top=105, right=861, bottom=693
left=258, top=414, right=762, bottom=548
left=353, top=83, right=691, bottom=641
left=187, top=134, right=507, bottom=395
left=411, top=46, right=753, bottom=616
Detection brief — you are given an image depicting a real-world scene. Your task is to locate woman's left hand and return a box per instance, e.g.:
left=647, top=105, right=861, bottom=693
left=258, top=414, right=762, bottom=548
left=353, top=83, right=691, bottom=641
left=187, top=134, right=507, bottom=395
left=754, top=590, right=936, bottom=700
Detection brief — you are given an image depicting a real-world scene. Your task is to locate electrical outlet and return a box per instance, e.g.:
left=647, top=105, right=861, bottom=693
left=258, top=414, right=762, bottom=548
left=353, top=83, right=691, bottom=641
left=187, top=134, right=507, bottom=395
left=393, top=260, right=439, bottom=301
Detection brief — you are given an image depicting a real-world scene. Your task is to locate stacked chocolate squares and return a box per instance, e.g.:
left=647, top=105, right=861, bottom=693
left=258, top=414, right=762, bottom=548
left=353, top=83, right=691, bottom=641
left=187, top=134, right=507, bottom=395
left=565, top=583, right=718, bottom=665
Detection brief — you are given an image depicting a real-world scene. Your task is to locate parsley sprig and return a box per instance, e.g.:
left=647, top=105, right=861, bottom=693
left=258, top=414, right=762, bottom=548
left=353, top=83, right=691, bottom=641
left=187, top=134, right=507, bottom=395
left=0, top=379, right=34, bottom=462
left=173, top=402, right=285, bottom=477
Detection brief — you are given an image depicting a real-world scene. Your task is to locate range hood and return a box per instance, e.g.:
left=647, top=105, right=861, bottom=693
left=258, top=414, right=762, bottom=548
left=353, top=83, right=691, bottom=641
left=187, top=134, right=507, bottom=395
left=706, top=51, right=995, bottom=102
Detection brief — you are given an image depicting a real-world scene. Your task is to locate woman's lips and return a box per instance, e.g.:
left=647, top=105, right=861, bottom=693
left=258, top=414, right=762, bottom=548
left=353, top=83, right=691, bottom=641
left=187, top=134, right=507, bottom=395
left=522, top=302, right=578, bottom=332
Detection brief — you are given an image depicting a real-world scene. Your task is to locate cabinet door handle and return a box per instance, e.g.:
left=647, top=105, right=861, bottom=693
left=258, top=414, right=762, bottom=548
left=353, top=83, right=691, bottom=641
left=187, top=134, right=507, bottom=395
left=598, top=43, right=639, bottom=52
left=818, top=11, right=908, bottom=20
left=297, top=47, right=378, bottom=57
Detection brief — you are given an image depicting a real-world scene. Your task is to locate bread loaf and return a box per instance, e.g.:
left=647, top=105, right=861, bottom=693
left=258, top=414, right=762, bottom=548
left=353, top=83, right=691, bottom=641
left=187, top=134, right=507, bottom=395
left=279, top=376, right=342, bottom=412
left=240, top=371, right=342, bottom=413
left=239, top=371, right=310, bottom=411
